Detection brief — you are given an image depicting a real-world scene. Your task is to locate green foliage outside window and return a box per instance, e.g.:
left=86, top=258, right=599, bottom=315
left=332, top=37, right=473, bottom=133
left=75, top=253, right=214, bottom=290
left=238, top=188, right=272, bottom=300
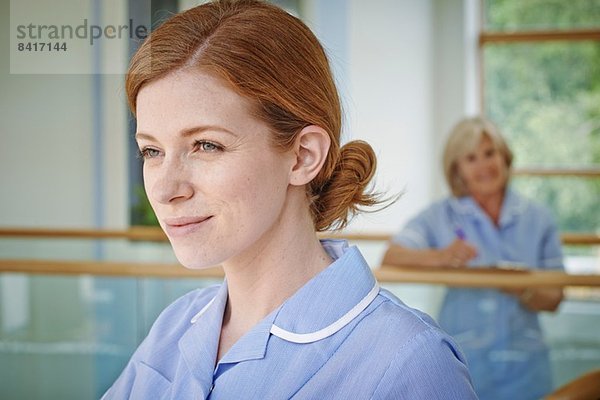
left=483, top=0, right=600, bottom=232
left=131, top=184, right=159, bottom=226
left=485, top=0, right=600, bottom=30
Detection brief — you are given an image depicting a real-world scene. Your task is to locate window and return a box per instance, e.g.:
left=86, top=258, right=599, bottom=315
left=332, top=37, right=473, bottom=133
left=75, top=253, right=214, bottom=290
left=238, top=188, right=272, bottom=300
left=480, top=0, right=600, bottom=233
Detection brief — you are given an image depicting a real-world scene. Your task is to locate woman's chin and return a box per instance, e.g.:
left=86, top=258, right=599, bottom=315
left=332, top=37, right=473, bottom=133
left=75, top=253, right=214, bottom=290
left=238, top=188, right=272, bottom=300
left=173, top=249, right=222, bottom=270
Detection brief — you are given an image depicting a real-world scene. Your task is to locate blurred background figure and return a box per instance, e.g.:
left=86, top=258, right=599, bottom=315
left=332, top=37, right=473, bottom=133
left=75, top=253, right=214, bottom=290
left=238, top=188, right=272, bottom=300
left=383, top=116, right=564, bottom=400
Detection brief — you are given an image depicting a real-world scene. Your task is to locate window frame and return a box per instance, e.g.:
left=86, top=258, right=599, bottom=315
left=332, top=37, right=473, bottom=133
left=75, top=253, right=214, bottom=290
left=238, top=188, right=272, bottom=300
left=478, top=0, right=600, bottom=179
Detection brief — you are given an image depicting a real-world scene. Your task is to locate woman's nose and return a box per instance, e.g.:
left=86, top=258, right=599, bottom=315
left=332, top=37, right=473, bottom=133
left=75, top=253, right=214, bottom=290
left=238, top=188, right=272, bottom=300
left=474, top=155, right=490, bottom=168
left=147, top=160, right=194, bottom=204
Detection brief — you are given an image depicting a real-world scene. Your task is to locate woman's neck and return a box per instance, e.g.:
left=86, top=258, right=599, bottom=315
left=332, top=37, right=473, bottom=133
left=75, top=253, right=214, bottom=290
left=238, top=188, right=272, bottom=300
left=472, top=190, right=505, bottom=226
left=223, top=225, right=331, bottom=327
left=217, top=196, right=333, bottom=359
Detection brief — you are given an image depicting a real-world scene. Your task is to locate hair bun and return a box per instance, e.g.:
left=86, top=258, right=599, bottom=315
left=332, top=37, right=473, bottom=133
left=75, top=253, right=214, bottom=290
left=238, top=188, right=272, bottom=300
left=312, top=140, right=380, bottom=231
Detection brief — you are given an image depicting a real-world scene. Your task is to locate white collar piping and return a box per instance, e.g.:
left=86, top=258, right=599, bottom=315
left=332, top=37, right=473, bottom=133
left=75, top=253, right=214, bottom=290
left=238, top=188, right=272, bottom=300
left=190, top=297, right=216, bottom=324
left=270, top=282, right=380, bottom=344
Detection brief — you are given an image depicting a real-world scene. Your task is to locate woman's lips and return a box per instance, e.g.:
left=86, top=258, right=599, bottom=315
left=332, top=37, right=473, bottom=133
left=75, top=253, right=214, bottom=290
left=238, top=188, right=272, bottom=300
left=163, top=216, right=213, bottom=237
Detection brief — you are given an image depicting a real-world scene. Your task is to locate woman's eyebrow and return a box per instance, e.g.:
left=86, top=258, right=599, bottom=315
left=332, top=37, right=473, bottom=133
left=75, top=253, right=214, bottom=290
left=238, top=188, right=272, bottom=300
left=136, top=125, right=238, bottom=141
left=134, top=132, right=157, bottom=142
left=180, top=125, right=238, bottom=138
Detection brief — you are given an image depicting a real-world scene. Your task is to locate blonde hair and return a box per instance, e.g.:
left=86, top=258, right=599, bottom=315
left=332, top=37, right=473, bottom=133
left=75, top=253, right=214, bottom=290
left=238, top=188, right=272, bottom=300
left=126, top=0, right=380, bottom=231
left=443, top=116, right=513, bottom=197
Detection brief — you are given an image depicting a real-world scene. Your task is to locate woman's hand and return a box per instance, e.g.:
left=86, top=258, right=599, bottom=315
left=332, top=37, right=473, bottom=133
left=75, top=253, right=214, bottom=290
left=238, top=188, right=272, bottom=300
left=438, top=239, right=478, bottom=268
left=382, top=241, right=477, bottom=269
left=503, top=287, right=564, bottom=312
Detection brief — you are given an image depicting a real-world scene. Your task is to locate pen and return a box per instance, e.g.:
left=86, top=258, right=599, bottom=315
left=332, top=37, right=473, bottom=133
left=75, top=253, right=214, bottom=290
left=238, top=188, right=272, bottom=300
left=454, top=227, right=466, bottom=240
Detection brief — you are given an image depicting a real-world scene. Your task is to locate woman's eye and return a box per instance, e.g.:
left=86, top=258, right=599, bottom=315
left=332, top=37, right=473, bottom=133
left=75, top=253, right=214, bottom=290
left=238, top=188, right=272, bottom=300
left=485, top=149, right=496, bottom=158
left=194, top=140, right=222, bottom=152
left=139, top=148, right=161, bottom=159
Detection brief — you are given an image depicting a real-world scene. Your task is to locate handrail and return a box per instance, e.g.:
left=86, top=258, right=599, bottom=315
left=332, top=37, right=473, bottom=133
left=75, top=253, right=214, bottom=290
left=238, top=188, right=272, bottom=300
left=0, top=227, right=390, bottom=242
left=479, top=29, right=600, bottom=44
left=1, top=259, right=599, bottom=288
left=0, top=227, right=598, bottom=245
left=0, top=259, right=224, bottom=279
left=561, top=233, right=600, bottom=245
left=0, top=227, right=169, bottom=241
left=513, top=167, right=600, bottom=178
left=377, top=266, right=600, bottom=288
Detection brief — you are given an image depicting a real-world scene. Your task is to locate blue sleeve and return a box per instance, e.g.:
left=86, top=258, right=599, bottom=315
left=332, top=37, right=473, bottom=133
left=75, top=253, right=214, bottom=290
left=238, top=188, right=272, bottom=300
left=101, top=358, right=171, bottom=400
left=101, top=287, right=217, bottom=399
left=371, top=329, right=478, bottom=399
left=391, top=208, right=437, bottom=249
left=538, top=209, right=564, bottom=270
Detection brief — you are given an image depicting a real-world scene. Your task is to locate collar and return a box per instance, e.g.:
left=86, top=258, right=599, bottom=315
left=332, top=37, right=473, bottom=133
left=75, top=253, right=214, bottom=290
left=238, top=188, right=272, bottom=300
left=185, top=239, right=379, bottom=368
left=497, top=188, right=527, bottom=227
left=178, top=281, right=228, bottom=389
left=187, top=279, right=274, bottom=366
left=449, top=188, right=527, bottom=228
left=270, top=240, right=379, bottom=343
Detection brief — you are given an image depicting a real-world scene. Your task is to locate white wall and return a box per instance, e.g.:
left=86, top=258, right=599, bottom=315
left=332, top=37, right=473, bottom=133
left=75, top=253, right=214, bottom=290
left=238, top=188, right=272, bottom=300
left=346, top=0, right=436, bottom=235
left=0, top=0, right=129, bottom=230
left=316, top=0, right=475, bottom=237
left=432, top=0, right=480, bottom=197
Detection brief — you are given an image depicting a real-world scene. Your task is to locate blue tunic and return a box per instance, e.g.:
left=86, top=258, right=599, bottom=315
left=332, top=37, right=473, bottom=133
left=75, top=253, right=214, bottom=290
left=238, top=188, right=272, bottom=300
left=103, top=240, right=477, bottom=399
left=392, top=189, right=564, bottom=400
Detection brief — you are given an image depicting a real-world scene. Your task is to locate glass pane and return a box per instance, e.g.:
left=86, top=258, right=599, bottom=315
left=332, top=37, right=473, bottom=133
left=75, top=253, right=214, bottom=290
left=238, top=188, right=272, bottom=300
left=484, top=0, right=600, bottom=31
left=0, top=272, right=220, bottom=400
left=0, top=274, right=138, bottom=400
left=511, top=176, right=600, bottom=232
left=0, top=237, right=177, bottom=264
left=483, top=41, right=600, bottom=168
left=541, top=299, right=600, bottom=388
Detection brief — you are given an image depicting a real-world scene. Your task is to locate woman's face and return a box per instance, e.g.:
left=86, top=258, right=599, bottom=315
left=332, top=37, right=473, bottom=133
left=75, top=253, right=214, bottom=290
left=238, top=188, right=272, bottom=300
left=456, top=135, right=508, bottom=199
left=135, top=69, right=296, bottom=269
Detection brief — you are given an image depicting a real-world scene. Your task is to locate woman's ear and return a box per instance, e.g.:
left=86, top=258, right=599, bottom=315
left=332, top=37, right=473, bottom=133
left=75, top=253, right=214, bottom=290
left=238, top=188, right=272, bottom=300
left=289, top=125, right=330, bottom=186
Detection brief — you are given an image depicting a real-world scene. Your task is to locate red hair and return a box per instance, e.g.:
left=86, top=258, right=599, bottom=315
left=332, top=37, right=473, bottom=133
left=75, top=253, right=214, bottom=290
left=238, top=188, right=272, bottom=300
left=126, top=0, right=380, bottom=231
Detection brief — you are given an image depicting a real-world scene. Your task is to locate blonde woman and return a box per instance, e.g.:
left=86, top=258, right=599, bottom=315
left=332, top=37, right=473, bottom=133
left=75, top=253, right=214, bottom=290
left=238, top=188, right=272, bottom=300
left=102, top=1, right=476, bottom=399
left=384, top=116, right=563, bottom=400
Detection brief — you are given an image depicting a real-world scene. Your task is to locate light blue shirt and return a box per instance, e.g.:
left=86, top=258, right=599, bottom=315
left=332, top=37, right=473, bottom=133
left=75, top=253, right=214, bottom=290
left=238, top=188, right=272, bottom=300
left=103, top=240, right=477, bottom=399
left=392, top=190, right=564, bottom=400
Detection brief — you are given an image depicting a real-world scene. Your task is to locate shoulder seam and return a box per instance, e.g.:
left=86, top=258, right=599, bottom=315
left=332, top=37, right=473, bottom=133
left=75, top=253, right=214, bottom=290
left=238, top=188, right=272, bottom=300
left=370, top=327, right=439, bottom=398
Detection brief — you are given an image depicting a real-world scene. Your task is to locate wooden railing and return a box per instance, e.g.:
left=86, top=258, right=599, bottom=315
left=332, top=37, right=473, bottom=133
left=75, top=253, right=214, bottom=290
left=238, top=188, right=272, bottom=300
left=479, top=29, right=600, bottom=44
left=513, top=167, right=600, bottom=178
left=1, top=227, right=599, bottom=288
left=0, top=226, right=389, bottom=242
left=0, top=227, right=598, bottom=245
left=1, top=258, right=599, bottom=288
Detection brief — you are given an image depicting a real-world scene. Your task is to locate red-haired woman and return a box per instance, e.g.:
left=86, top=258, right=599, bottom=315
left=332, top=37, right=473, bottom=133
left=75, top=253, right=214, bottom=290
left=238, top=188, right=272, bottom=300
left=103, top=1, right=477, bottom=399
